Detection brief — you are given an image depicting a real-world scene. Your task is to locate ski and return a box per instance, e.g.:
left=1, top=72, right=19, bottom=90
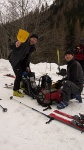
left=3, top=74, right=39, bottom=80
left=54, top=110, right=80, bottom=120
left=53, top=110, right=84, bottom=128
left=49, top=113, right=84, bottom=132
left=4, top=74, right=16, bottom=78
left=4, top=83, right=14, bottom=88
left=54, top=110, right=84, bottom=124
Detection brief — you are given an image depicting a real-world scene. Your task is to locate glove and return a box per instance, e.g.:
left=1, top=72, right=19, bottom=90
left=22, top=71, right=28, bottom=77
left=55, top=80, right=63, bottom=89
left=30, top=45, right=36, bottom=51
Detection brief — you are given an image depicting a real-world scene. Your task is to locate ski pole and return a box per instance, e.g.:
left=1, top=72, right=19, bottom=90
left=57, top=49, right=60, bottom=72
left=43, top=106, right=52, bottom=111
left=0, top=105, right=7, bottom=112
left=10, top=96, right=54, bottom=124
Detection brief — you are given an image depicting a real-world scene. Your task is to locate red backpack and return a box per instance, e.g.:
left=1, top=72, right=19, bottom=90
left=37, top=88, right=62, bottom=107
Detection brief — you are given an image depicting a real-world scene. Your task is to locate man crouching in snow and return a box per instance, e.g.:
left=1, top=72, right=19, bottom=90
left=56, top=50, right=84, bottom=109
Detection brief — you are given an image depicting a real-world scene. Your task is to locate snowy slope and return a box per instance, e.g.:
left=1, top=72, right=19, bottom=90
left=0, top=59, right=84, bottom=150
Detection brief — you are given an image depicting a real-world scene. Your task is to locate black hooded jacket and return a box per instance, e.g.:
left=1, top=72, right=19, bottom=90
left=9, top=39, right=36, bottom=68
left=55, top=58, right=84, bottom=90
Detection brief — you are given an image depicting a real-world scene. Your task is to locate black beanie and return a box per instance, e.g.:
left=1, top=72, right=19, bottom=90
left=64, top=50, right=74, bottom=56
left=30, top=34, right=38, bottom=39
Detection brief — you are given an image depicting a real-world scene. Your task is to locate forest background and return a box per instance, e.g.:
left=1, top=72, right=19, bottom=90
left=0, top=0, right=84, bottom=65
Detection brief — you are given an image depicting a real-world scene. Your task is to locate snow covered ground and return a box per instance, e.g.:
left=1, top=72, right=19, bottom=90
left=0, top=59, right=84, bottom=150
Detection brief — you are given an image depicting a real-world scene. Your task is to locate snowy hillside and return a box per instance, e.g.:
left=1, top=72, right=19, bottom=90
left=0, top=59, right=84, bottom=150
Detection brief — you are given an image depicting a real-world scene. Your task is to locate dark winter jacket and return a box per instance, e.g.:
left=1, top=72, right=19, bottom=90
left=55, top=59, right=84, bottom=90
left=66, top=59, right=84, bottom=86
left=8, top=40, right=36, bottom=68
left=74, top=44, right=84, bottom=60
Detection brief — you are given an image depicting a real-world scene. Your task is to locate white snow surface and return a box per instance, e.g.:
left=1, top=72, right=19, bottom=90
left=0, top=59, right=84, bottom=150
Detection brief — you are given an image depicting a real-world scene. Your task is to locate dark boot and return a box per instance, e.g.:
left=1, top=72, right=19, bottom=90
left=72, top=94, right=82, bottom=103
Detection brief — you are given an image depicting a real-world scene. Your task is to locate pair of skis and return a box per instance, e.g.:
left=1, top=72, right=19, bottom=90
left=49, top=110, right=84, bottom=132
left=43, top=105, right=84, bottom=132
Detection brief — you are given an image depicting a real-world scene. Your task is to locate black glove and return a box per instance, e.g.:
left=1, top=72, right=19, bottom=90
left=55, top=80, right=63, bottom=89
left=30, top=45, right=36, bottom=51
left=22, top=71, right=28, bottom=77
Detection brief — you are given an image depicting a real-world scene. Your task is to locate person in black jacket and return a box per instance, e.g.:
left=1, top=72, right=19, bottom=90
left=73, top=38, right=84, bottom=74
left=56, top=50, right=84, bottom=109
left=9, top=34, right=38, bottom=97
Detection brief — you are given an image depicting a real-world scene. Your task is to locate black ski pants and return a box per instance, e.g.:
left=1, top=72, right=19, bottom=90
left=61, top=80, right=83, bottom=102
left=13, top=63, right=26, bottom=91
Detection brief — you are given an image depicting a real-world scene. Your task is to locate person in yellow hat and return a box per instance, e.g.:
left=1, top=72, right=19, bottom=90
left=8, top=33, right=38, bottom=97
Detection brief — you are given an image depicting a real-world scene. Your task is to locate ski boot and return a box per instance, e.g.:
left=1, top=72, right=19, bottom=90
left=13, top=90, right=24, bottom=97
